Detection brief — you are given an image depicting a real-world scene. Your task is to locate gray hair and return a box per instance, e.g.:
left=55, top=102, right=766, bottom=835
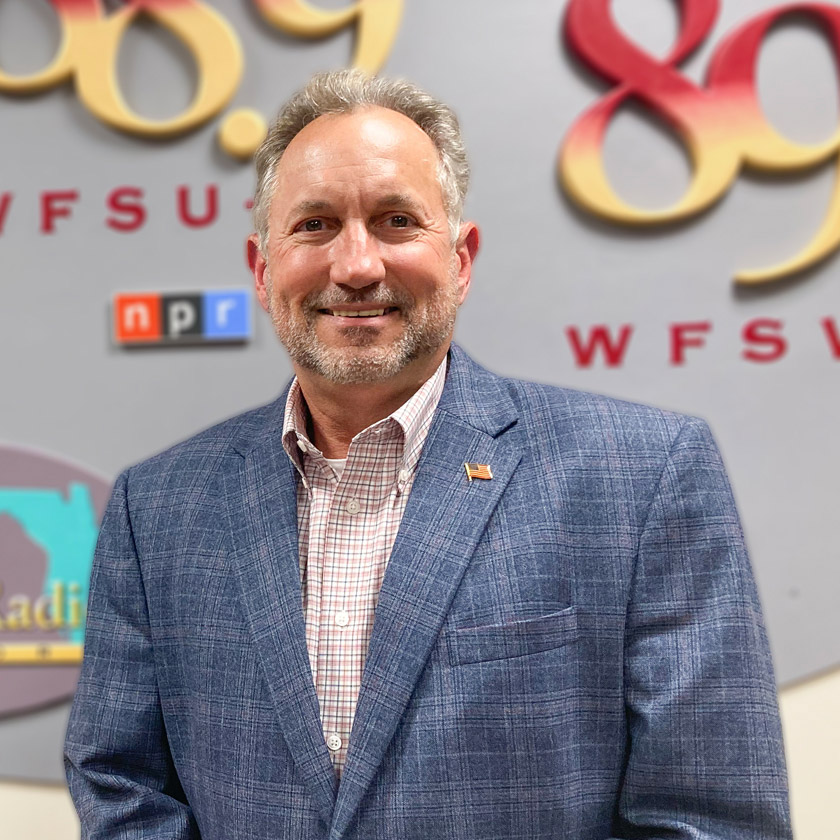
left=252, top=69, right=470, bottom=251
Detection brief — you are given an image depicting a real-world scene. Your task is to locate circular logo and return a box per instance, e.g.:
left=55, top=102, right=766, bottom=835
left=0, top=445, right=111, bottom=718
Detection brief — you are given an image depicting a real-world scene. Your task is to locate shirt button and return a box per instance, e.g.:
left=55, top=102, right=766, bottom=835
left=335, top=610, right=350, bottom=627
left=398, top=468, right=411, bottom=484
left=296, top=439, right=307, bottom=453
left=326, top=733, right=342, bottom=752
left=345, top=498, right=361, bottom=514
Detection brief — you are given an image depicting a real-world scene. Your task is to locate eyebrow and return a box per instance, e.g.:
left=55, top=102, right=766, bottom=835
left=288, top=194, right=425, bottom=219
left=289, top=200, right=333, bottom=218
left=373, top=193, right=424, bottom=213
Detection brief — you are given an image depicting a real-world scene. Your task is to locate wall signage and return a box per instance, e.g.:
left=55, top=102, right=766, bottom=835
left=5, top=1, right=838, bottom=290
left=561, top=0, right=840, bottom=285
left=114, top=288, right=252, bottom=345
left=558, top=316, right=840, bottom=368
left=0, top=0, right=403, bottom=159
left=0, top=446, right=110, bottom=718
left=0, top=183, right=250, bottom=238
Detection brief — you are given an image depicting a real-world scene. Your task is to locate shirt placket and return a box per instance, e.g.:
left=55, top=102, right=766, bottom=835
left=280, top=361, right=445, bottom=777
left=301, top=459, right=336, bottom=689
left=318, top=427, right=401, bottom=775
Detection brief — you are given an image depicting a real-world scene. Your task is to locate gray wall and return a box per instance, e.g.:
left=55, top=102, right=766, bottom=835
left=1, top=0, right=838, bottom=779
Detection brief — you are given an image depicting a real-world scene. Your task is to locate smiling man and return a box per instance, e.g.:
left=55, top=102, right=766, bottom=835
left=65, top=71, right=791, bottom=840
left=247, top=101, right=477, bottom=455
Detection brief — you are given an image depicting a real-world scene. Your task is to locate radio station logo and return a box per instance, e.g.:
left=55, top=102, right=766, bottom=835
left=114, top=288, right=251, bottom=345
left=0, top=0, right=403, bottom=159
left=561, top=0, right=840, bottom=285
left=0, top=445, right=110, bottom=718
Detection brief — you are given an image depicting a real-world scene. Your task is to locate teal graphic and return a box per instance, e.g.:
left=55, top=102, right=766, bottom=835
left=0, top=445, right=110, bottom=781
left=0, top=483, right=97, bottom=644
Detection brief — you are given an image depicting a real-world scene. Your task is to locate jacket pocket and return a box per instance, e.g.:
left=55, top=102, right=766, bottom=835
left=445, top=605, right=579, bottom=666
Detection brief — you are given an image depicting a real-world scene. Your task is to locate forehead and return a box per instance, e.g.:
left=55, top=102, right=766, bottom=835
left=272, top=106, right=443, bottom=209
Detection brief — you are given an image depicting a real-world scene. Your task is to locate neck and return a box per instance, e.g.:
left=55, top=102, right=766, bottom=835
left=294, top=348, right=447, bottom=459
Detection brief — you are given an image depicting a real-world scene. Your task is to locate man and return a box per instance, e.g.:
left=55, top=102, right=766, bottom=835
left=65, top=70, right=791, bottom=839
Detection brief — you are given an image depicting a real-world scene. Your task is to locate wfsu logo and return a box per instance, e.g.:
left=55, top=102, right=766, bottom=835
left=0, top=445, right=110, bottom=719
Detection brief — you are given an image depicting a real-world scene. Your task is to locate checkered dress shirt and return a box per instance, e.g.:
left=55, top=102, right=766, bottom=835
left=281, top=358, right=447, bottom=776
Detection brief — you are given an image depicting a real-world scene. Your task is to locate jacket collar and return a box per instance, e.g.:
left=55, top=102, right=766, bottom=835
left=435, top=343, right=518, bottom=437
left=230, top=343, right=518, bottom=459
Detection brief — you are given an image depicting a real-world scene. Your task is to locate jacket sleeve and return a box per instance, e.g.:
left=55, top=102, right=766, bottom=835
left=614, top=418, right=792, bottom=839
left=64, top=469, right=199, bottom=839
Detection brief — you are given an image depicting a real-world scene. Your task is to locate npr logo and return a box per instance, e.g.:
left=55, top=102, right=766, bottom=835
left=114, top=290, right=251, bottom=345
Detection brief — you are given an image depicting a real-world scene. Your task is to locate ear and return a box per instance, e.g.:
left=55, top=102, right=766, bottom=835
left=454, top=222, right=480, bottom=305
left=247, top=234, right=271, bottom=313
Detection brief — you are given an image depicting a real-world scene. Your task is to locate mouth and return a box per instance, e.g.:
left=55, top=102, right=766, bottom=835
left=319, top=307, right=400, bottom=318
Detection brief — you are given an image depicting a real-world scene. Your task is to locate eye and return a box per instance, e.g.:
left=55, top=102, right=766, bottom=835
left=388, top=214, right=413, bottom=228
left=293, top=218, right=328, bottom=234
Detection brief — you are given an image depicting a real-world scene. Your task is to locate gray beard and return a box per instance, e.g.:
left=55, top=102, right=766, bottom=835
left=266, top=267, right=460, bottom=384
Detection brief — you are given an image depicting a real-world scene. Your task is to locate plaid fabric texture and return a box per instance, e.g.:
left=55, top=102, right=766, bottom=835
left=281, top=359, right=446, bottom=775
left=65, top=345, right=791, bottom=840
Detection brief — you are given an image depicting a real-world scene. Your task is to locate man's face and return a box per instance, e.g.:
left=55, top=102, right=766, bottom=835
left=249, top=106, right=477, bottom=385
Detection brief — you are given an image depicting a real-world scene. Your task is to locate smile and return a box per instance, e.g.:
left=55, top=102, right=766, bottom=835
left=321, top=308, right=399, bottom=318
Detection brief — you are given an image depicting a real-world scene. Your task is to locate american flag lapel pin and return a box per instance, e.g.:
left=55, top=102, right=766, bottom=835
left=464, top=462, right=493, bottom=482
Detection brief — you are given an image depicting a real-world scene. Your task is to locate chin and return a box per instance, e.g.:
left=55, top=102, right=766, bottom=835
left=273, top=304, right=455, bottom=386
left=296, top=340, right=435, bottom=385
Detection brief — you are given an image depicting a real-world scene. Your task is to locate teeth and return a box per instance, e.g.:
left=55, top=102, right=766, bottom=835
left=329, top=309, right=386, bottom=317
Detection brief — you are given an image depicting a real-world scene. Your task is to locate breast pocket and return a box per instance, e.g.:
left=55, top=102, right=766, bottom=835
left=445, top=605, right=579, bottom=666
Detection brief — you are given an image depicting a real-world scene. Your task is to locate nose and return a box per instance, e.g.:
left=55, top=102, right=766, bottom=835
left=329, top=222, right=386, bottom=288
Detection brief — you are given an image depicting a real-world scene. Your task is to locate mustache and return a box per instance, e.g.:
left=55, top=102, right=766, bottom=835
left=304, top=286, right=413, bottom=310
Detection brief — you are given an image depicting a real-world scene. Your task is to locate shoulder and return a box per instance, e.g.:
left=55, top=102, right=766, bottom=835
left=514, top=378, right=699, bottom=439
left=491, top=376, right=734, bottom=542
left=491, top=371, right=712, bottom=459
left=120, top=395, right=284, bottom=498
left=447, top=344, right=714, bottom=458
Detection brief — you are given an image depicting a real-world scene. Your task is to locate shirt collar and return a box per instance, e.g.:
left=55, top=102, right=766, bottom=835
left=281, top=354, right=448, bottom=481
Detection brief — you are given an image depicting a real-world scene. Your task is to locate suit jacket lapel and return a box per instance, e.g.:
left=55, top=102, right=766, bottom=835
left=331, top=346, right=523, bottom=838
left=223, top=401, right=338, bottom=826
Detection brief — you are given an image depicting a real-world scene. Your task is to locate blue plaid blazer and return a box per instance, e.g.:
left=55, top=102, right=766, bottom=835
left=65, top=345, right=791, bottom=839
